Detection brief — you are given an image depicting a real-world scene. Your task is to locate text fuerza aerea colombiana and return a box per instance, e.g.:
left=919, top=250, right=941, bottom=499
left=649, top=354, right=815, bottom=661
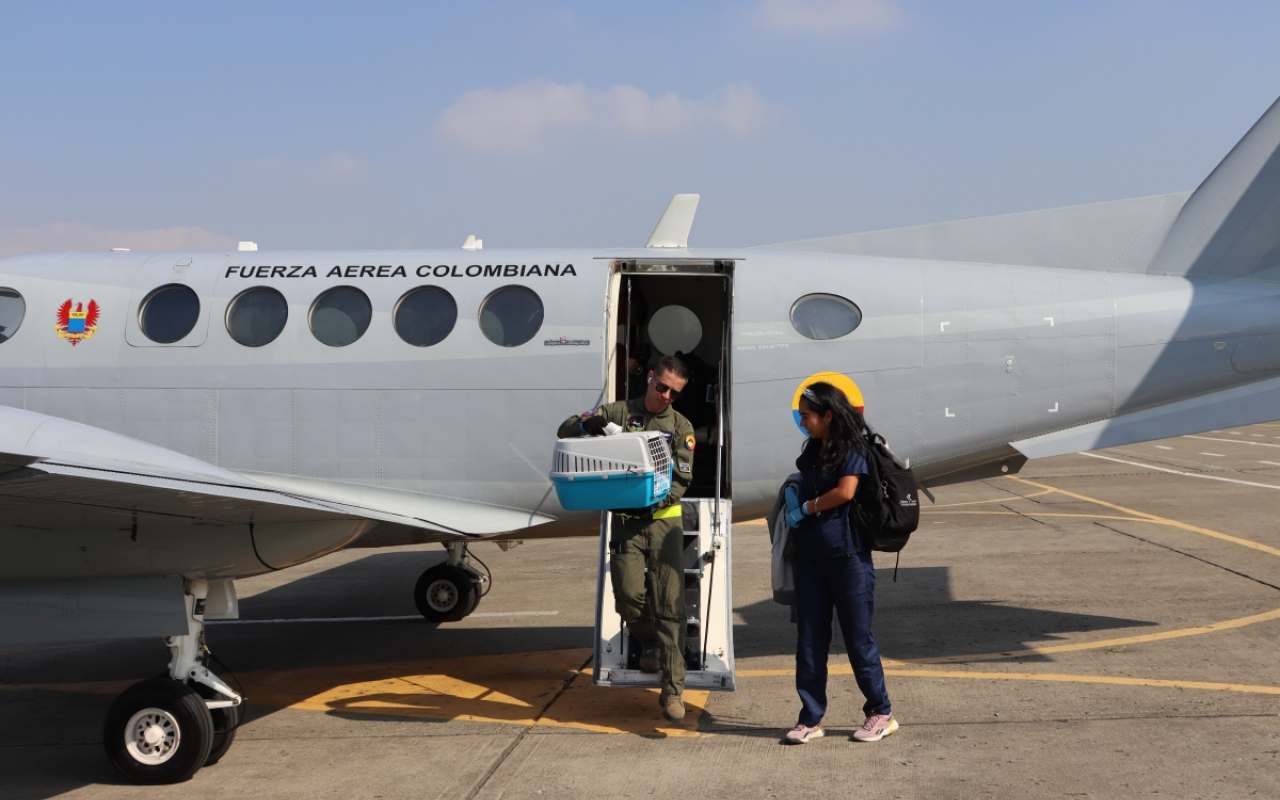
left=224, top=264, right=578, bottom=279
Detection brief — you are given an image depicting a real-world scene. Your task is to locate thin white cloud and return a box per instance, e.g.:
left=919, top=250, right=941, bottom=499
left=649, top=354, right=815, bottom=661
left=233, top=151, right=367, bottom=186
left=436, top=81, right=774, bottom=154
left=755, top=0, right=901, bottom=35
left=0, top=222, right=237, bottom=257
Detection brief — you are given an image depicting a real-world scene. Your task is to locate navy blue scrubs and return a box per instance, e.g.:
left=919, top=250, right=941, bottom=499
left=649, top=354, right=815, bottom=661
left=792, top=443, right=891, bottom=726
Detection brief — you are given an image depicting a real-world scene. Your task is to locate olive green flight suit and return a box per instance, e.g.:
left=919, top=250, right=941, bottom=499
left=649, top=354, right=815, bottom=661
left=558, top=397, right=696, bottom=696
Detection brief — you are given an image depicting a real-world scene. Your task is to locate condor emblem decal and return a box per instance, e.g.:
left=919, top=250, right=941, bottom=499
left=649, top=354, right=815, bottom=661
left=55, top=299, right=99, bottom=346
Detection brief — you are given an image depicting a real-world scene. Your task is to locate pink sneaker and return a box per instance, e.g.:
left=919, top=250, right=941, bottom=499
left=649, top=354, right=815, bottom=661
left=852, top=713, right=899, bottom=742
left=782, top=723, right=824, bottom=744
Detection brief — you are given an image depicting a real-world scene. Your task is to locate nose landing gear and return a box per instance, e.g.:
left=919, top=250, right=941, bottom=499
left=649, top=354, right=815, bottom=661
left=413, top=541, right=489, bottom=622
left=103, top=580, right=244, bottom=784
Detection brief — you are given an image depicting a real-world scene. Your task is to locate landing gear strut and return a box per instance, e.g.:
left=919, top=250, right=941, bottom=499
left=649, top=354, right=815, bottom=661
left=103, top=580, right=243, bottom=785
left=413, top=541, right=488, bottom=622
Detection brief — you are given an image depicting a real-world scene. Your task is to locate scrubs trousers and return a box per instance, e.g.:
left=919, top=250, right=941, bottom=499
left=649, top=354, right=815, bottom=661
left=794, top=550, right=891, bottom=726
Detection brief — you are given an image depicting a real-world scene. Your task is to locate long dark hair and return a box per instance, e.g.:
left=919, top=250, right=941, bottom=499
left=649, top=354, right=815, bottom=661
left=799, top=381, right=870, bottom=473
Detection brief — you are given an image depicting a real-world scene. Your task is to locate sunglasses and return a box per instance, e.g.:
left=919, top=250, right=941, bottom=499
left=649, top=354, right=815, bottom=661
left=653, top=381, right=682, bottom=400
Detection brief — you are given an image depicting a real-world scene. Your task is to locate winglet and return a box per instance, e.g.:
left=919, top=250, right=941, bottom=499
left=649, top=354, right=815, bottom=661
left=645, top=194, right=700, bottom=248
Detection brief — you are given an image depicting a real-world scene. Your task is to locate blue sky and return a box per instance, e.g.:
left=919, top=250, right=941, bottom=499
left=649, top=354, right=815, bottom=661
left=2, top=1, right=1279, bottom=254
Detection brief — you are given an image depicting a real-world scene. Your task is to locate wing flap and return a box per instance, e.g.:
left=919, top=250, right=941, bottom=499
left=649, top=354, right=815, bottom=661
left=242, top=472, right=555, bottom=536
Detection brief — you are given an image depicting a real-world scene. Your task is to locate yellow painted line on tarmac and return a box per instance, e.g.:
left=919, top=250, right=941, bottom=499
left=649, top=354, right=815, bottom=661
left=929, top=488, right=1056, bottom=508
left=736, top=663, right=1280, bottom=696
left=1008, top=475, right=1280, bottom=559
left=909, top=474, right=1280, bottom=666
left=13, top=469, right=1280, bottom=732
left=0, top=648, right=707, bottom=738
left=893, top=604, right=1280, bottom=665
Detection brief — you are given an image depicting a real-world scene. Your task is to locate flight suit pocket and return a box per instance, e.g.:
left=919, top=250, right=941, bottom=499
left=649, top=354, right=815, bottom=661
left=648, top=518, right=686, bottom=622
left=609, top=543, right=647, bottom=623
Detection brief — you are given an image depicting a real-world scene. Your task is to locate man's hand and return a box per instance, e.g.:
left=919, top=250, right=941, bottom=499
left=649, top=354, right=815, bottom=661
left=581, top=416, right=609, bottom=436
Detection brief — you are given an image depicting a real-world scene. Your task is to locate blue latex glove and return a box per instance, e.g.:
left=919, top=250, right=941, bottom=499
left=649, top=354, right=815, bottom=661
left=784, top=487, right=805, bottom=528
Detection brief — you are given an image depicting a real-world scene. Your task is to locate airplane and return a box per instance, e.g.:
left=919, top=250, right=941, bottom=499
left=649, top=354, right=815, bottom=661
left=4, top=92, right=1280, bottom=783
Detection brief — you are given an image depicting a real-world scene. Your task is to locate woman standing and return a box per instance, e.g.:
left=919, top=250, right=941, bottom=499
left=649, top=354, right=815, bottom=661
left=782, top=382, right=897, bottom=745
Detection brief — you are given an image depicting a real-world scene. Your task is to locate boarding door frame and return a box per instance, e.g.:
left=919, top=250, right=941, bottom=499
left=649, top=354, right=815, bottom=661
left=593, top=257, right=736, bottom=691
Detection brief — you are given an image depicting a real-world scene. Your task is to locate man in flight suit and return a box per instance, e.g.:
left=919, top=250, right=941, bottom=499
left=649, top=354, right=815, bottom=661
left=557, top=355, right=696, bottom=722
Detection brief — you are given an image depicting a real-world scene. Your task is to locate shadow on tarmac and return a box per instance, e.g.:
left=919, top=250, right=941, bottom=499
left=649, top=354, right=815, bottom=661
left=733, top=564, right=1156, bottom=664
left=0, top=552, right=1158, bottom=795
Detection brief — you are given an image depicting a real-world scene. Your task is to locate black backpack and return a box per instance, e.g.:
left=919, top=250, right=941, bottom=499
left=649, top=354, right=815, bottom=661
left=855, top=432, right=920, bottom=552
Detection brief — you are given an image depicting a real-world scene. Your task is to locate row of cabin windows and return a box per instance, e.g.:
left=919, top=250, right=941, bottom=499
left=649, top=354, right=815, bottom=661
left=0, top=286, right=862, bottom=347
left=147, top=283, right=544, bottom=348
left=0, top=284, right=543, bottom=348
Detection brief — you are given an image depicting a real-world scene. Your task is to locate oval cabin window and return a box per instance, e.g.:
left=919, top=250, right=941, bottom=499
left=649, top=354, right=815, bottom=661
left=394, top=286, right=457, bottom=347
left=0, top=288, right=26, bottom=343
left=139, top=284, right=201, bottom=344
left=310, top=286, right=372, bottom=347
left=226, top=287, right=288, bottom=347
left=479, top=285, right=544, bottom=347
left=790, top=294, right=862, bottom=340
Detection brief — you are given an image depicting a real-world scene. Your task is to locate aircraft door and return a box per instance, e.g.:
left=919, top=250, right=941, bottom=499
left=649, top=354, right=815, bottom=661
left=594, top=262, right=736, bottom=691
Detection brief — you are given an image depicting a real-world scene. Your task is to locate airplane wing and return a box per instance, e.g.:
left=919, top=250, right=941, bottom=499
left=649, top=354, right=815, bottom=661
left=0, top=405, right=555, bottom=540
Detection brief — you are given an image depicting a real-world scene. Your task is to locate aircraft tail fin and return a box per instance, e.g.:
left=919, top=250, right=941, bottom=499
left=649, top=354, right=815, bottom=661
left=1147, top=95, right=1280, bottom=281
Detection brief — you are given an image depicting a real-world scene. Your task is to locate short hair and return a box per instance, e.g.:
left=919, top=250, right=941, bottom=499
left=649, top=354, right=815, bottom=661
left=654, top=355, right=690, bottom=381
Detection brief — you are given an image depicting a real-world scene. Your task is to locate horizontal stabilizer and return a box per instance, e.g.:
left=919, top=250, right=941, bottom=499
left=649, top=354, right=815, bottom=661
left=1148, top=95, right=1280, bottom=281
left=757, top=193, right=1189, bottom=272
left=1009, top=376, right=1280, bottom=460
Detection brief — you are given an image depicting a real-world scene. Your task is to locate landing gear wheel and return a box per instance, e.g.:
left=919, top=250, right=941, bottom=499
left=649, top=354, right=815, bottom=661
left=196, top=684, right=245, bottom=767
left=104, top=679, right=213, bottom=785
left=414, top=564, right=478, bottom=622
left=203, top=703, right=244, bottom=766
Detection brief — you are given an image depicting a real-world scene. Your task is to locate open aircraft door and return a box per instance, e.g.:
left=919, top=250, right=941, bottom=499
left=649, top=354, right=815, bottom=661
left=593, top=258, right=736, bottom=691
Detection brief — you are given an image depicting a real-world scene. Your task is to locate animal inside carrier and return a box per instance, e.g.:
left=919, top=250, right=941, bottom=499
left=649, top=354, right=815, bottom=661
left=550, top=431, right=673, bottom=511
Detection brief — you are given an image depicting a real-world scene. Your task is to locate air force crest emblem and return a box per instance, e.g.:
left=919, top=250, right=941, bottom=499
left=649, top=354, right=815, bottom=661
left=56, top=299, right=99, bottom=346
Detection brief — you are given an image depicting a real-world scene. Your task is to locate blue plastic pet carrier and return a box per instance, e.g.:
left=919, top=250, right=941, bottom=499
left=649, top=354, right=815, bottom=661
left=550, top=431, right=673, bottom=511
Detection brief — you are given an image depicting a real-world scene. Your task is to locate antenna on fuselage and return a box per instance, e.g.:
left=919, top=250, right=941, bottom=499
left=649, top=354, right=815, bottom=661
left=462, top=235, right=483, bottom=251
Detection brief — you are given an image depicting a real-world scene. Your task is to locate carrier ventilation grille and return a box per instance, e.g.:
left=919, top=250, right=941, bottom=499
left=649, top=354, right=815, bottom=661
left=554, top=451, right=644, bottom=475
left=647, top=436, right=673, bottom=496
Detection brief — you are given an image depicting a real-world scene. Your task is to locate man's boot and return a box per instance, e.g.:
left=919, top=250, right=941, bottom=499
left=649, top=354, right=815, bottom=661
left=659, top=690, right=685, bottom=723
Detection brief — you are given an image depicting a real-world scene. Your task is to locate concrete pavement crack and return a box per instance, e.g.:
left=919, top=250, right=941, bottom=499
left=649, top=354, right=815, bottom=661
left=1000, top=503, right=1046, bottom=524
left=461, top=652, right=593, bottom=800
left=1091, top=521, right=1280, bottom=592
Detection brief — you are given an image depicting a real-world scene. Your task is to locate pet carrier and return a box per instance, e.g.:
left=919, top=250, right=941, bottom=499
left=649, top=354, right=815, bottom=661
left=550, top=431, right=673, bottom=511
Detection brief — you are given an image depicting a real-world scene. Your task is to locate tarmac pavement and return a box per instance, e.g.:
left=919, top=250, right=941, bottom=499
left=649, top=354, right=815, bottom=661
left=5, top=425, right=1280, bottom=798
